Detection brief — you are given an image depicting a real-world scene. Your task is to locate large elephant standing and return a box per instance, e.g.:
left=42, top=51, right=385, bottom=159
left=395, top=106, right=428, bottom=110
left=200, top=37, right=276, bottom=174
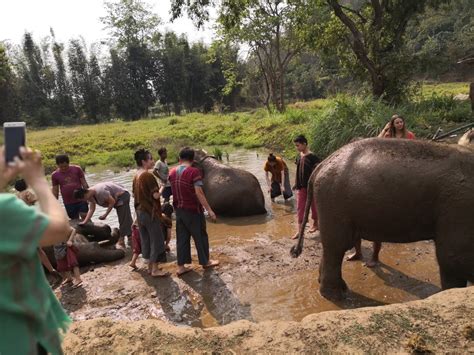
left=194, top=151, right=266, bottom=217
left=292, top=131, right=474, bottom=299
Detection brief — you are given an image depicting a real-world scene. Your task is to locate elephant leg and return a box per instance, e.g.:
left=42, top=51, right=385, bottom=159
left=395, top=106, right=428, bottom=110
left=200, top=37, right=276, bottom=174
left=435, top=229, right=471, bottom=289
left=318, top=223, right=351, bottom=300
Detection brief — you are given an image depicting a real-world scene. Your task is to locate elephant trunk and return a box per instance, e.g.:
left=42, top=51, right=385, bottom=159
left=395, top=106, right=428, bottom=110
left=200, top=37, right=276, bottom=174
left=291, top=164, right=321, bottom=258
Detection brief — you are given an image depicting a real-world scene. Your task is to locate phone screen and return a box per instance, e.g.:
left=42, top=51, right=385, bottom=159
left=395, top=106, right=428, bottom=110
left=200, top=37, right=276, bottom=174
left=4, top=123, right=26, bottom=163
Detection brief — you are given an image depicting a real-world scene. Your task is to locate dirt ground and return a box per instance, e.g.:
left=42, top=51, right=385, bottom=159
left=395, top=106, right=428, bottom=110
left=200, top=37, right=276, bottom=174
left=63, top=286, right=474, bottom=354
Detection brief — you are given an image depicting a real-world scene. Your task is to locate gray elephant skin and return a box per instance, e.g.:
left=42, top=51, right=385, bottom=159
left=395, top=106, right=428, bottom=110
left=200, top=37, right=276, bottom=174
left=292, top=134, right=474, bottom=299
left=44, top=223, right=125, bottom=267
left=194, top=151, right=266, bottom=217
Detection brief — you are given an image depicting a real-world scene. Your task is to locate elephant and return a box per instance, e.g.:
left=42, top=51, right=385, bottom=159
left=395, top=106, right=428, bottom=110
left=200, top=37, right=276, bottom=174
left=291, top=130, right=474, bottom=299
left=73, top=221, right=118, bottom=244
left=193, top=150, right=266, bottom=217
left=44, top=224, right=125, bottom=268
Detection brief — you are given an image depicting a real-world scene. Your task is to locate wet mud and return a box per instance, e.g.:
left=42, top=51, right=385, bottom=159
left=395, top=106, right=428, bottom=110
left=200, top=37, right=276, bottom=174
left=55, top=150, right=441, bottom=328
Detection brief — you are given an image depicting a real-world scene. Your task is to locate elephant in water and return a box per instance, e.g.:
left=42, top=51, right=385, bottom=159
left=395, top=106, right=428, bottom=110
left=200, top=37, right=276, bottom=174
left=291, top=130, right=474, bottom=299
left=193, top=150, right=266, bottom=217
left=44, top=222, right=125, bottom=267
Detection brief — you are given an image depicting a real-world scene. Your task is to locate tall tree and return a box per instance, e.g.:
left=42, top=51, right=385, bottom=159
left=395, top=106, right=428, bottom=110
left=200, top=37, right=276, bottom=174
left=172, top=0, right=314, bottom=112
left=0, top=43, right=19, bottom=123
left=102, top=0, right=160, bottom=119
left=51, top=30, right=76, bottom=122
left=324, top=0, right=448, bottom=101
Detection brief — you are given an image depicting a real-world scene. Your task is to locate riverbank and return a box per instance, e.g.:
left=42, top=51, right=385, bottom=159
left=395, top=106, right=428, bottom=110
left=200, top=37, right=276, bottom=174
left=25, top=82, right=472, bottom=173
left=63, top=286, right=473, bottom=354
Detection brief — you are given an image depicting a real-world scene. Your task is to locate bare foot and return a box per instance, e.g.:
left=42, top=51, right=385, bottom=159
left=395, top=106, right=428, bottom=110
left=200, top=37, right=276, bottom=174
left=291, top=232, right=300, bottom=240
left=309, top=225, right=319, bottom=233
left=129, top=263, right=138, bottom=270
left=116, top=241, right=125, bottom=250
left=203, top=260, right=220, bottom=269
left=62, top=278, right=73, bottom=286
left=72, top=279, right=83, bottom=288
left=177, top=267, right=193, bottom=276
left=151, top=270, right=170, bottom=277
left=365, top=259, right=379, bottom=268
left=347, top=252, right=362, bottom=261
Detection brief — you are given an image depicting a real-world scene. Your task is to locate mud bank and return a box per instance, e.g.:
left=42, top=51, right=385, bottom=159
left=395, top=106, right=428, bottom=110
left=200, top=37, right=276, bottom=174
left=63, top=287, right=474, bottom=354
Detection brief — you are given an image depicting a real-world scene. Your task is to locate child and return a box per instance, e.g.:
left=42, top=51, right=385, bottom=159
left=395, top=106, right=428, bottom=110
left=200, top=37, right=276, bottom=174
left=161, top=202, right=174, bottom=252
left=54, top=229, right=83, bottom=288
left=14, top=178, right=37, bottom=206
left=129, top=223, right=141, bottom=270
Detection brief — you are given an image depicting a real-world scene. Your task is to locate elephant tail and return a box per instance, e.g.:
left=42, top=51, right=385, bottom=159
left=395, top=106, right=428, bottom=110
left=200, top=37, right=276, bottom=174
left=290, top=164, right=321, bottom=258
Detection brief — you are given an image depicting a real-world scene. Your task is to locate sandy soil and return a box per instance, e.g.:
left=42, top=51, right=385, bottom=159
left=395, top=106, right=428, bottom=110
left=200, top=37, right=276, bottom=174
left=63, top=286, right=474, bottom=354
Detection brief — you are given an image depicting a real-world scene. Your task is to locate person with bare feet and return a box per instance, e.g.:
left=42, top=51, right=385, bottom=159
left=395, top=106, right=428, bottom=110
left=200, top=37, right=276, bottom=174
left=132, top=148, right=169, bottom=277
left=169, top=147, right=219, bottom=276
left=347, top=114, right=416, bottom=267
left=292, top=135, right=320, bottom=239
left=264, top=153, right=293, bottom=202
left=129, top=223, right=141, bottom=270
left=54, top=229, right=83, bottom=288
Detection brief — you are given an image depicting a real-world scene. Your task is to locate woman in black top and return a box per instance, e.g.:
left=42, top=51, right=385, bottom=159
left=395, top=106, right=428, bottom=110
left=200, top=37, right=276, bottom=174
left=292, top=135, right=320, bottom=239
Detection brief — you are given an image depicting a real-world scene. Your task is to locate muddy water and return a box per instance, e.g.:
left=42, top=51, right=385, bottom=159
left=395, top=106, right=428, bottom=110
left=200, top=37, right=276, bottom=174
left=74, top=150, right=440, bottom=327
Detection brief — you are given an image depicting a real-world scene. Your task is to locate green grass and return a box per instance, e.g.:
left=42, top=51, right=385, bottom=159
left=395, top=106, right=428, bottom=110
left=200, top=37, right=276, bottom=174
left=419, top=81, right=470, bottom=98
left=19, top=82, right=473, bottom=173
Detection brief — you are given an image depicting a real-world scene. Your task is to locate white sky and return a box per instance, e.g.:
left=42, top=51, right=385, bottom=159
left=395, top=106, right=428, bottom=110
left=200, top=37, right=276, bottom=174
left=0, top=0, right=215, bottom=45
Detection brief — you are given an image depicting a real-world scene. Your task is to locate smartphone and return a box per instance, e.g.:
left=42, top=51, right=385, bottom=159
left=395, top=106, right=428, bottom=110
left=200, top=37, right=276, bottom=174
left=3, top=122, right=26, bottom=163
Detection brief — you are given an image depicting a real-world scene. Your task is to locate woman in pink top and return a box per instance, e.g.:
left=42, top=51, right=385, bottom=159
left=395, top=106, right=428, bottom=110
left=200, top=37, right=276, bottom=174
left=378, top=114, right=415, bottom=139
left=348, top=114, right=415, bottom=267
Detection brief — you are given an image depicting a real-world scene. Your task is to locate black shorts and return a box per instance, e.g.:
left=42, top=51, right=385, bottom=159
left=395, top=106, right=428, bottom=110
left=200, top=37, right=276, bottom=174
left=65, top=201, right=89, bottom=219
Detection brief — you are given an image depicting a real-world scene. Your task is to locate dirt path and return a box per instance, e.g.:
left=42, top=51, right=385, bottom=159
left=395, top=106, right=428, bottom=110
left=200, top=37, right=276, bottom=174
left=63, top=287, right=474, bottom=354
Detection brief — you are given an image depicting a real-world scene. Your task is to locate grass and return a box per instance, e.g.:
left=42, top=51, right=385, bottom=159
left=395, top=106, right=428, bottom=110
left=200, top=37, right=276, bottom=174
left=19, top=82, right=473, bottom=173
left=418, top=81, right=470, bottom=98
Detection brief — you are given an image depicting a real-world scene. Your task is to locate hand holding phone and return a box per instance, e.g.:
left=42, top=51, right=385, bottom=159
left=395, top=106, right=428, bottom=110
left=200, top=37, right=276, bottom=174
left=3, top=122, right=26, bottom=164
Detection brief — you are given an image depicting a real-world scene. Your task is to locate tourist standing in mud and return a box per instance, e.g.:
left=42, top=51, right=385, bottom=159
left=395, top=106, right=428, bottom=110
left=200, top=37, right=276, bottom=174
left=73, top=182, right=133, bottom=249
left=0, top=146, right=71, bottom=355
left=169, top=147, right=219, bottom=276
left=348, top=114, right=416, bottom=267
left=292, top=135, right=320, bottom=239
left=132, top=148, right=168, bottom=276
left=264, top=153, right=293, bottom=201
left=153, top=147, right=172, bottom=203
left=52, top=154, right=89, bottom=220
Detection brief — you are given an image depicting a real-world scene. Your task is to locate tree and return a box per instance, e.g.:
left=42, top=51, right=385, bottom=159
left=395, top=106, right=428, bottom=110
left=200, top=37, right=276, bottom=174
left=323, top=0, right=448, bottom=101
left=172, top=0, right=315, bottom=112
left=102, top=0, right=160, bottom=119
left=51, top=30, right=76, bottom=122
left=0, top=43, right=19, bottom=123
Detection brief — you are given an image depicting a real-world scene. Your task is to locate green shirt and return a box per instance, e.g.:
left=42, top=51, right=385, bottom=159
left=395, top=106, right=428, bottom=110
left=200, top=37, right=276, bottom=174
left=0, top=194, right=71, bottom=355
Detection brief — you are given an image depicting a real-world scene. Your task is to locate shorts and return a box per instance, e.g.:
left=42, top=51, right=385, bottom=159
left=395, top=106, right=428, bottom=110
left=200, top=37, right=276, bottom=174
left=65, top=201, right=89, bottom=220
left=56, top=246, right=79, bottom=272
left=131, top=225, right=141, bottom=254
left=161, top=186, right=172, bottom=200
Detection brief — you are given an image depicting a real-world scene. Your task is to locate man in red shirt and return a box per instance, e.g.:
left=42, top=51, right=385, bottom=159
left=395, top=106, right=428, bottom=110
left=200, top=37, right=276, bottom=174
left=51, top=154, right=89, bottom=220
left=169, top=147, right=219, bottom=276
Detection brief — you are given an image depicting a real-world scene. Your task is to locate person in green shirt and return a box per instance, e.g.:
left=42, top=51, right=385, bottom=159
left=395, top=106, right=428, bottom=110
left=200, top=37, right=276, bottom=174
left=0, top=146, right=72, bottom=355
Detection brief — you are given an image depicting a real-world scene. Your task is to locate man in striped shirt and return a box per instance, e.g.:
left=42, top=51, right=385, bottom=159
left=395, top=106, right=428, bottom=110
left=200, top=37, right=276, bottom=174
left=169, top=147, right=219, bottom=276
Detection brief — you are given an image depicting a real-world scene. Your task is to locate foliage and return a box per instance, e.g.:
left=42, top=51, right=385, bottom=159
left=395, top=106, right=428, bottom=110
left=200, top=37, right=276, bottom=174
left=320, top=0, right=450, bottom=102
left=26, top=85, right=470, bottom=172
left=310, top=93, right=472, bottom=158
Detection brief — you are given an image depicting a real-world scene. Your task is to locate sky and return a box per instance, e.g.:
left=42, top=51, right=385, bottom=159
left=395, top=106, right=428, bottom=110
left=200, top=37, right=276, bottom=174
left=0, top=0, right=215, bottom=45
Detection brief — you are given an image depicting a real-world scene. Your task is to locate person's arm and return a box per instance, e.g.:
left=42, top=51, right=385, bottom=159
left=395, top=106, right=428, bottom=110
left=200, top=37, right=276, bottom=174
left=379, top=122, right=391, bottom=138
left=52, top=184, right=59, bottom=199
left=265, top=171, right=272, bottom=193
left=99, top=196, right=115, bottom=220
left=281, top=169, right=285, bottom=190
left=80, top=201, right=96, bottom=225
left=80, top=177, right=89, bottom=189
left=153, top=162, right=167, bottom=182
left=195, top=186, right=216, bottom=222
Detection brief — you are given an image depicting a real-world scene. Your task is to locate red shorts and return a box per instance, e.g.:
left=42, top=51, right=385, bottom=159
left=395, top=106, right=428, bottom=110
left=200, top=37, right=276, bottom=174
left=132, top=225, right=141, bottom=254
left=56, top=246, right=79, bottom=272
left=297, top=188, right=317, bottom=225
